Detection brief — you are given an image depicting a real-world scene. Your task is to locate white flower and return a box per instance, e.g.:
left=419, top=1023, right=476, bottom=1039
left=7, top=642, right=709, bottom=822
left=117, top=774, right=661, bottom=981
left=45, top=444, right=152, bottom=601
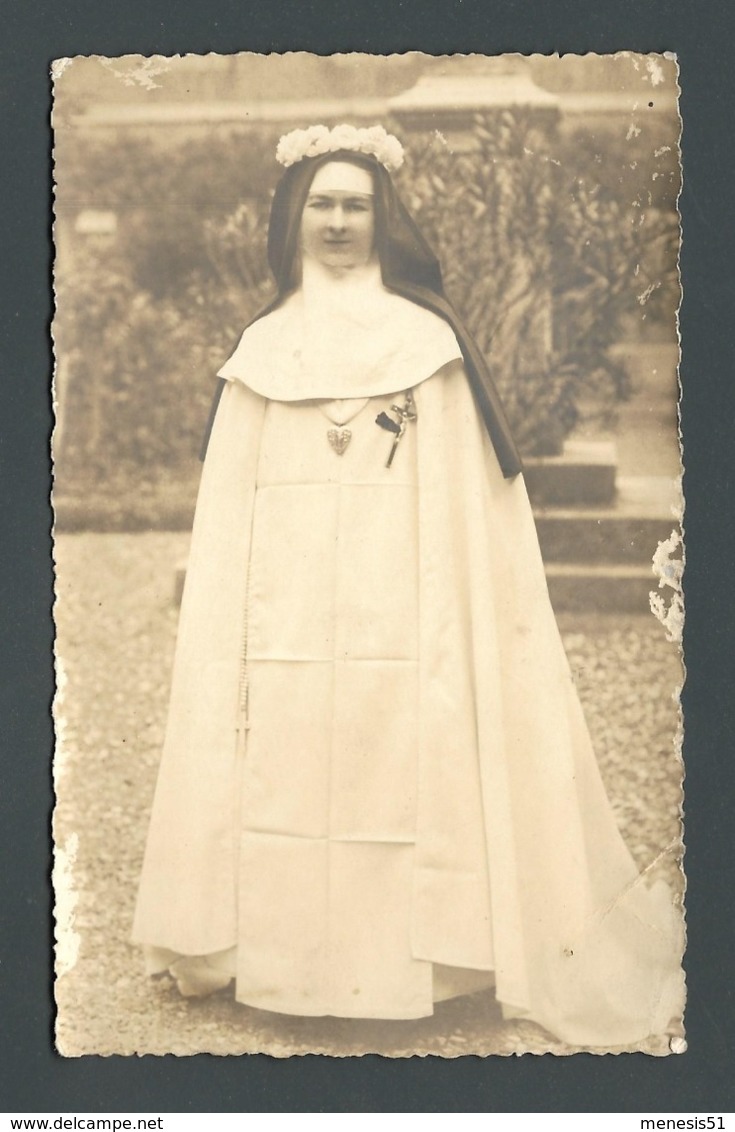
left=275, top=123, right=405, bottom=171
left=310, top=131, right=331, bottom=156
left=329, top=123, right=359, bottom=149
left=302, top=125, right=330, bottom=159
left=275, top=129, right=307, bottom=167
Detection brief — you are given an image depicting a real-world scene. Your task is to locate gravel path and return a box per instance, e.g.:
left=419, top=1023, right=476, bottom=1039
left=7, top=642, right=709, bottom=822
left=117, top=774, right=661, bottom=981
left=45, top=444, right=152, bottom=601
left=53, top=532, right=685, bottom=1058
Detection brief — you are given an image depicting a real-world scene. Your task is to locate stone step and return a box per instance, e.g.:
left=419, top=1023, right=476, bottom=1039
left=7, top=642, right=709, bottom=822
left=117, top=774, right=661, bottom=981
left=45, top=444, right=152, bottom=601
left=536, top=516, right=674, bottom=563
left=545, top=562, right=661, bottom=614
left=536, top=513, right=677, bottom=564
left=524, top=440, right=618, bottom=506
left=534, top=475, right=681, bottom=564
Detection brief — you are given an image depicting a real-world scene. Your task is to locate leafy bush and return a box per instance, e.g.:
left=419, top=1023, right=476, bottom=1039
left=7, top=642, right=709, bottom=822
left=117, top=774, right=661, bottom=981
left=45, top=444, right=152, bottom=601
left=54, top=126, right=280, bottom=496
left=397, top=111, right=679, bottom=453
left=55, top=238, right=272, bottom=499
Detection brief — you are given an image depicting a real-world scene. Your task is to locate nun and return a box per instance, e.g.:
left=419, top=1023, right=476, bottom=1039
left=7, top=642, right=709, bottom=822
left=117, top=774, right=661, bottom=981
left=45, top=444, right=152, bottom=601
left=133, top=124, right=684, bottom=1047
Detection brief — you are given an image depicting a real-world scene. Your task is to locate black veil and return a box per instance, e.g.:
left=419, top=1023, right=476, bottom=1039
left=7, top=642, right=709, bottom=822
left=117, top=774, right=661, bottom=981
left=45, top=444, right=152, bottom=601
left=265, top=150, right=444, bottom=295
left=203, top=149, right=522, bottom=479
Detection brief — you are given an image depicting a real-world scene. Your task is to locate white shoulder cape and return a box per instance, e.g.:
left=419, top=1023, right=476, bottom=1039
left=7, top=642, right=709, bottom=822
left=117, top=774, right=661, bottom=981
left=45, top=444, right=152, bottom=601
left=217, top=286, right=462, bottom=400
left=133, top=365, right=684, bottom=1047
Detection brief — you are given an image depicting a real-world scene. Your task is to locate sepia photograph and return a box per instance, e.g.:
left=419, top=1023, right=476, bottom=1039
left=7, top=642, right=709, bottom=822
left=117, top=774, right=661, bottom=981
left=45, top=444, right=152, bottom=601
left=51, top=51, right=686, bottom=1058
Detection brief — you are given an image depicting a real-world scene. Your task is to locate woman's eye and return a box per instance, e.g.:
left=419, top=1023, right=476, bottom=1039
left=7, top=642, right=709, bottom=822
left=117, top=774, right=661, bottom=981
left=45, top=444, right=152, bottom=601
left=306, top=198, right=371, bottom=214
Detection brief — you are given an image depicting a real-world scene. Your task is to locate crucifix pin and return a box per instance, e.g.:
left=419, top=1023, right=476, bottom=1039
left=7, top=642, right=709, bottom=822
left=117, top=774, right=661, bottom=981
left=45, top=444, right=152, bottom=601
left=375, top=390, right=417, bottom=468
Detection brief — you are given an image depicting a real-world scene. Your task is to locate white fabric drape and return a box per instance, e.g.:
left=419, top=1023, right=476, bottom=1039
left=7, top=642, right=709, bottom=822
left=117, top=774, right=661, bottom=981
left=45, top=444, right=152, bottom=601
left=216, top=262, right=462, bottom=402
left=133, top=364, right=683, bottom=1045
left=412, top=366, right=684, bottom=1045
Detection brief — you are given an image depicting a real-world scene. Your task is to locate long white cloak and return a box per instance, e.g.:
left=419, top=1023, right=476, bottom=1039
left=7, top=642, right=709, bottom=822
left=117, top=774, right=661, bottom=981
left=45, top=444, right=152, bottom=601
left=132, top=348, right=684, bottom=1046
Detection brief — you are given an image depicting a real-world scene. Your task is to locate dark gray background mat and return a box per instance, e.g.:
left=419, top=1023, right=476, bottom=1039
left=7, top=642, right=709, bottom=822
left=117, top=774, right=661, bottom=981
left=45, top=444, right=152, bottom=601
left=2, top=0, right=733, bottom=1112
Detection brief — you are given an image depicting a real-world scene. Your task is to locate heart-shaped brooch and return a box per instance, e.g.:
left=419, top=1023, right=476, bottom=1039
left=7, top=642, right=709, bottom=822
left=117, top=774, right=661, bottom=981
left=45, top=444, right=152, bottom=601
left=327, top=427, right=352, bottom=455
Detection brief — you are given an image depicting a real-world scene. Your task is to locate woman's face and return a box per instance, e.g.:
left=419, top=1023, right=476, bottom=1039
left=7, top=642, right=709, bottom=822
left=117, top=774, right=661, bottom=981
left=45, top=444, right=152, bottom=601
left=299, top=161, right=375, bottom=271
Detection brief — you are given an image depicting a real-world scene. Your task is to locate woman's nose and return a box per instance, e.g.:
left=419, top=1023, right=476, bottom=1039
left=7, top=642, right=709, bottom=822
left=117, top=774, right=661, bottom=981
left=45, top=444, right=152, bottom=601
left=327, top=204, right=346, bottom=230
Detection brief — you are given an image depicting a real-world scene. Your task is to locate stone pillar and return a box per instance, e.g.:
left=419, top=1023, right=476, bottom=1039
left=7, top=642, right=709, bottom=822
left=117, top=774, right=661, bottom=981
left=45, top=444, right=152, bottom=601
left=388, top=54, right=559, bottom=141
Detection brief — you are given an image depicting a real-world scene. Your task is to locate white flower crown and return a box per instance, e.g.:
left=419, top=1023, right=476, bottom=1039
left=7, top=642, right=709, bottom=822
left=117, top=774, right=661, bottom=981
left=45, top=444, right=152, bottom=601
left=275, top=124, right=405, bottom=173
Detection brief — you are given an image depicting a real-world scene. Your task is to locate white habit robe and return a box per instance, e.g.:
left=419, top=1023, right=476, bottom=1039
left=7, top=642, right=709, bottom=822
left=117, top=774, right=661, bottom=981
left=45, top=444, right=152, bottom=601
left=132, top=273, right=684, bottom=1046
